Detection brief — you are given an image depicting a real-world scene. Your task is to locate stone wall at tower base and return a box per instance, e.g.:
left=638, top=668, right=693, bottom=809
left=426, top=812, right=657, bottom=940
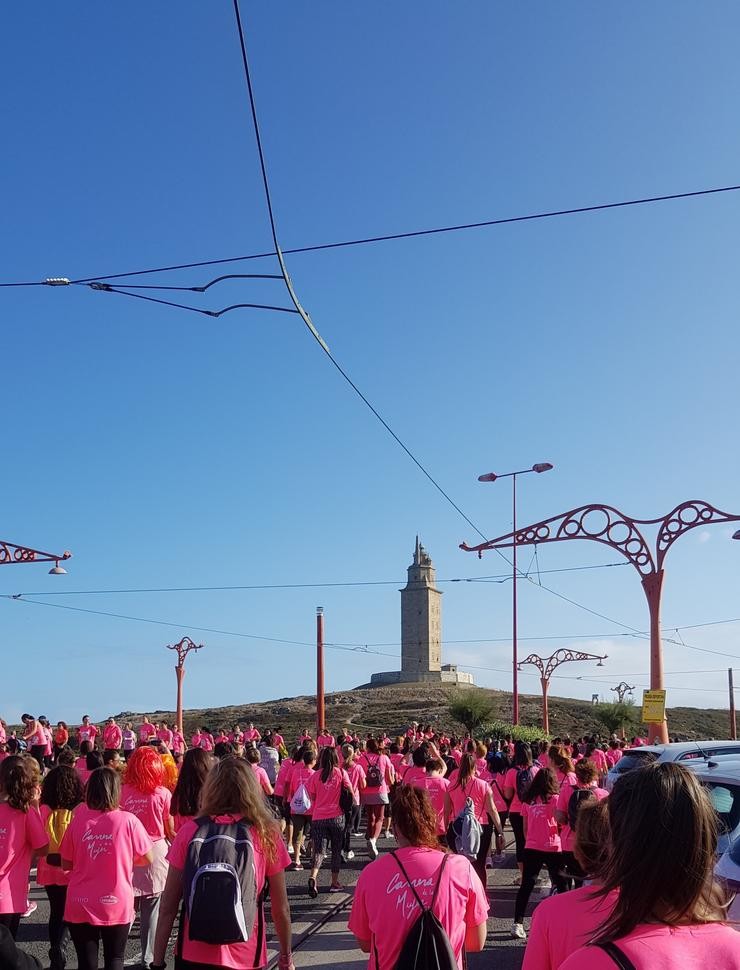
left=370, top=666, right=474, bottom=687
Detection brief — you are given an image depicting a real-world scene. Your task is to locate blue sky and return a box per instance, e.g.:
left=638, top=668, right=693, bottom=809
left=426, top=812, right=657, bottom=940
left=2, top=3, right=739, bottom=724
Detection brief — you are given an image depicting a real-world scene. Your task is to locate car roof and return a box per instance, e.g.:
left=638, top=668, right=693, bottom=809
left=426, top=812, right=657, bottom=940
left=689, top=760, right=740, bottom=783
left=624, top=741, right=740, bottom=756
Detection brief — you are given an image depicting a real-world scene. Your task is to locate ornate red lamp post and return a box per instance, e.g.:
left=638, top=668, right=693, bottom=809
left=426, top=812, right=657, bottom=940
left=462, top=499, right=740, bottom=743
left=477, top=462, right=554, bottom=725
left=0, top=539, right=72, bottom=573
left=518, top=649, right=606, bottom=734
left=166, top=636, right=204, bottom=735
left=612, top=682, right=635, bottom=704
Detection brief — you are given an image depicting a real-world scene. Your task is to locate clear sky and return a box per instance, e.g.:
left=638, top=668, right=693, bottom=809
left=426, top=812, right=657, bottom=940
left=2, top=2, right=739, bottom=724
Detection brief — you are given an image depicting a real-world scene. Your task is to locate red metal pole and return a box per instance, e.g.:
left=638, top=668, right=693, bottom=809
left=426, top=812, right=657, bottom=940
left=642, top=570, right=668, bottom=744
left=175, top=665, right=185, bottom=736
left=541, top=676, right=549, bottom=735
left=316, top=607, right=325, bottom=737
left=730, top=668, right=737, bottom=741
left=512, top=475, right=519, bottom=725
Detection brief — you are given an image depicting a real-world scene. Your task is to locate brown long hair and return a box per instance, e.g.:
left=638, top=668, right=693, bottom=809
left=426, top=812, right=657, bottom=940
left=594, top=762, right=724, bottom=942
left=319, top=746, right=339, bottom=783
left=199, top=756, right=279, bottom=864
left=573, top=799, right=610, bottom=877
left=0, top=756, right=40, bottom=812
left=171, top=748, right=213, bottom=818
left=451, top=752, right=476, bottom=790
left=391, top=785, right=445, bottom=851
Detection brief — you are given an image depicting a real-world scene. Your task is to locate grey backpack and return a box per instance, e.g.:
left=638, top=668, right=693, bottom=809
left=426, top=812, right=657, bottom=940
left=183, top=816, right=263, bottom=945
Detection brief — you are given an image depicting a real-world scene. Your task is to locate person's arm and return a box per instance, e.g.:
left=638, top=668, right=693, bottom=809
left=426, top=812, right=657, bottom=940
left=268, top=870, right=294, bottom=969
left=0, top=923, right=43, bottom=969
left=485, top=791, right=502, bottom=835
left=152, top=865, right=183, bottom=965
left=356, top=939, right=371, bottom=953
left=444, top=792, right=453, bottom=830
left=555, top=809, right=568, bottom=826
left=464, top=920, right=487, bottom=952
left=263, top=777, right=274, bottom=797
left=134, top=849, right=154, bottom=866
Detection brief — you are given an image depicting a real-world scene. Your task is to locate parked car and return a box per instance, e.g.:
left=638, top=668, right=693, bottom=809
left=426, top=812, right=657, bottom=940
left=606, top=740, right=740, bottom=791
left=689, top=760, right=740, bottom=855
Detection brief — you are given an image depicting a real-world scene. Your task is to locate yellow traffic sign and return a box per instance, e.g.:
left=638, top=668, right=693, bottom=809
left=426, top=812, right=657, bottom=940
left=642, top=689, right=667, bottom=723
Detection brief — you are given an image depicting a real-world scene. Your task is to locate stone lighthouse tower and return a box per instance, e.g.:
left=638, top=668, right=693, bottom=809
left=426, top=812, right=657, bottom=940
left=401, top=537, right=442, bottom=673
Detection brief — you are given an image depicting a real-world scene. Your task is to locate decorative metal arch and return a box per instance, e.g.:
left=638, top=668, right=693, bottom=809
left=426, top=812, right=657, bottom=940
left=0, top=540, right=72, bottom=567
left=519, top=648, right=607, bottom=682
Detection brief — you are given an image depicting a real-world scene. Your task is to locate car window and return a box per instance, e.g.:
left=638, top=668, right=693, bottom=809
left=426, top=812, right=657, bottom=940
left=612, top=751, right=658, bottom=773
left=704, top=783, right=740, bottom=834
left=678, top=751, right=702, bottom=760
left=707, top=747, right=740, bottom=758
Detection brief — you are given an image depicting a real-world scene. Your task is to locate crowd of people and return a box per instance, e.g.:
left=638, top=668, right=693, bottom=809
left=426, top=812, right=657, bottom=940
left=0, top=712, right=739, bottom=970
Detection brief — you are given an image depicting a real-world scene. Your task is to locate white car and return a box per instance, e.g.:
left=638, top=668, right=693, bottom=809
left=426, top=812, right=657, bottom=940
left=605, top=740, right=740, bottom=792
left=689, top=760, right=740, bottom=855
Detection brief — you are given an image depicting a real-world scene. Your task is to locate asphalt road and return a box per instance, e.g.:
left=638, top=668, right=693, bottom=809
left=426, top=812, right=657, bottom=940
left=17, top=831, right=532, bottom=970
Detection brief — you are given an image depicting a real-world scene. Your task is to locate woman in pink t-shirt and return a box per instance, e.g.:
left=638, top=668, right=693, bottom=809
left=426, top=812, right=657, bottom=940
left=444, top=753, right=502, bottom=888
left=561, top=762, right=740, bottom=970
left=349, top=785, right=488, bottom=970
left=120, top=747, right=174, bottom=967
left=523, top=799, right=615, bottom=970
left=245, top=747, right=274, bottom=796
left=286, top=748, right=317, bottom=865
left=341, top=744, right=366, bottom=859
left=0, top=756, right=48, bottom=939
left=38, top=765, right=85, bottom=970
left=422, top=758, right=450, bottom=837
left=152, top=757, right=293, bottom=970
left=305, top=747, right=352, bottom=896
left=170, top=747, right=212, bottom=833
left=555, top=759, right=608, bottom=888
left=512, top=767, right=569, bottom=940
left=358, top=739, right=395, bottom=859
left=61, top=767, right=153, bottom=970
left=504, top=742, right=541, bottom=874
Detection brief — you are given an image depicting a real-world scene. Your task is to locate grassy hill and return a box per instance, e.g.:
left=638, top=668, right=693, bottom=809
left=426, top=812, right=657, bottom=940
left=113, top=682, right=734, bottom=742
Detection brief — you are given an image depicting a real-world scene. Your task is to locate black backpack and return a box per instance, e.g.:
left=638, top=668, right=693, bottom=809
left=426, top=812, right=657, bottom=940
left=366, top=756, right=383, bottom=789
left=183, top=816, right=263, bottom=945
left=567, top=788, right=596, bottom=831
left=384, top=851, right=457, bottom=970
left=515, top=766, right=536, bottom=802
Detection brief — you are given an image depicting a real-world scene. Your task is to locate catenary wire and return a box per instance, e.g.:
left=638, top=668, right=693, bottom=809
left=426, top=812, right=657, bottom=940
left=2, top=183, right=738, bottom=287
left=88, top=284, right=298, bottom=318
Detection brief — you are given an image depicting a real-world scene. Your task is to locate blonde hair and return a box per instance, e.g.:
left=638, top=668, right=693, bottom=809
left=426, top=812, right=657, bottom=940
left=199, top=756, right=279, bottom=863
left=341, top=743, right=356, bottom=766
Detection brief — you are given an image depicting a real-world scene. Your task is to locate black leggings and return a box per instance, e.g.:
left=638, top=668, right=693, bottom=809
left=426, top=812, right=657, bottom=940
left=514, top=850, right=568, bottom=922
left=509, top=812, right=526, bottom=862
left=0, top=913, right=21, bottom=939
left=46, top=884, right=70, bottom=966
left=343, top=806, right=360, bottom=851
left=68, top=922, right=131, bottom=970
left=311, top=815, right=345, bottom=873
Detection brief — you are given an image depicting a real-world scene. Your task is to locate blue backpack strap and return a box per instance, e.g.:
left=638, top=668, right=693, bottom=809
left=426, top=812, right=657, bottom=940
left=595, top=942, right=638, bottom=970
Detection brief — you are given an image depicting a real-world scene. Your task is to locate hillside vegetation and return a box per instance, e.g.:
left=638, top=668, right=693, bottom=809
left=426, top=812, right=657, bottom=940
left=113, top=683, right=734, bottom=742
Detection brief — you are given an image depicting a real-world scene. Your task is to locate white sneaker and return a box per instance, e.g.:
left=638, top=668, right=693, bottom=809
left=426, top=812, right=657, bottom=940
left=341, top=851, right=348, bottom=863
left=510, top=922, right=526, bottom=940
left=346, top=849, right=355, bottom=860
left=287, top=844, right=294, bottom=856
left=22, top=902, right=37, bottom=918
left=367, top=839, right=379, bottom=860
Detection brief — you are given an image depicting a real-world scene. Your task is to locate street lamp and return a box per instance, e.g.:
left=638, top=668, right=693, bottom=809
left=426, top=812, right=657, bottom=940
left=166, top=636, right=204, bottom=735
left=518, top=648, right=607, bottom=734
left=461, top=499, right=740, bottom=743
left=0, top=540, right=72, bottom=574
left=612, top=682, right=635, bottom=704
left=476, top=462, right=554, bottom=725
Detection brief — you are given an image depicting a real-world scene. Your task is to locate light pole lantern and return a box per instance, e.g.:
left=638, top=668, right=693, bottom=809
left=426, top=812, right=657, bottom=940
left=518, top=648, right=606, bottom=734
left=0, top=539, right=72, bottom=574
left=166, top=636, right=204, bottom=735
left=476, top=462, right=554, bottom=725
left=462, top=499, right=740, bottom=743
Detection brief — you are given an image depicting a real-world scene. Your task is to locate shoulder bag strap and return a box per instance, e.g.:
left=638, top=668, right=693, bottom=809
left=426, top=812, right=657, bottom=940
left=595, top=942, right=638, bottom=970
left=429, top=852, right=450, bottom=910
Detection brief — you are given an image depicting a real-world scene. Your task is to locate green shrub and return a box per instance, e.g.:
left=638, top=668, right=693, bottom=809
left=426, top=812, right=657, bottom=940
left=479, top=720, right=548, bottom=744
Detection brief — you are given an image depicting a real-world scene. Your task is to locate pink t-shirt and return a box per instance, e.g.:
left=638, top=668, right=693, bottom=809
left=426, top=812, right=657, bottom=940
left=589, top=749, right=609, bottom=774
left=78, top=725, right=98, bottom=744
left=521, top=796, right=561, bottom=852
left=490, top=775, right=509, bottom=813
left=344, top=762, right=366, bottom=805
left=560, top=922, right=740, bottom=970
left=522, top=885, right=617, bottom=970
left=504, top=764, right=541, bottom=813
left=244, top=729, right=261, bottom=742
left=250, top=764, right=273, bottom=795
left=274, top=759, right=294, bottom=799
left=402, top=766, right=428, bottom=789
left=157, top=728, right=173, bottom=747
left=317, top=734, right=334, bottom=747
left=37, top=805, right=72, bottom=888
left=75, top=759, right=92, bottom=787
left=167, top=816, right=289, bottom=969
left=61, top=806, right=152, bottom=925
left=122, top=730, right=136, bottom=751
left=139, top=723, right=156, bottom=742
left=120, top=785, right=172, bottom=841
left=556, top=784, right=608, bottom=851
left=555, top=770, right=577, bottom=790
left=447, top=777, right=491, bottom=824
left=306, top=767, right=352, bottom=821
left=0, top=804, right=48, bottom=913
left=390, top=753, right=408, bottom=780
left=423, top=776, right=450, bottom=834
left=606, top=748, right=623, bottom=766
left=103, top=725, right=122, bottom=749
left=348, top=846, right=489, bottom=970
left=172, top=732, right=185, bottom=755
